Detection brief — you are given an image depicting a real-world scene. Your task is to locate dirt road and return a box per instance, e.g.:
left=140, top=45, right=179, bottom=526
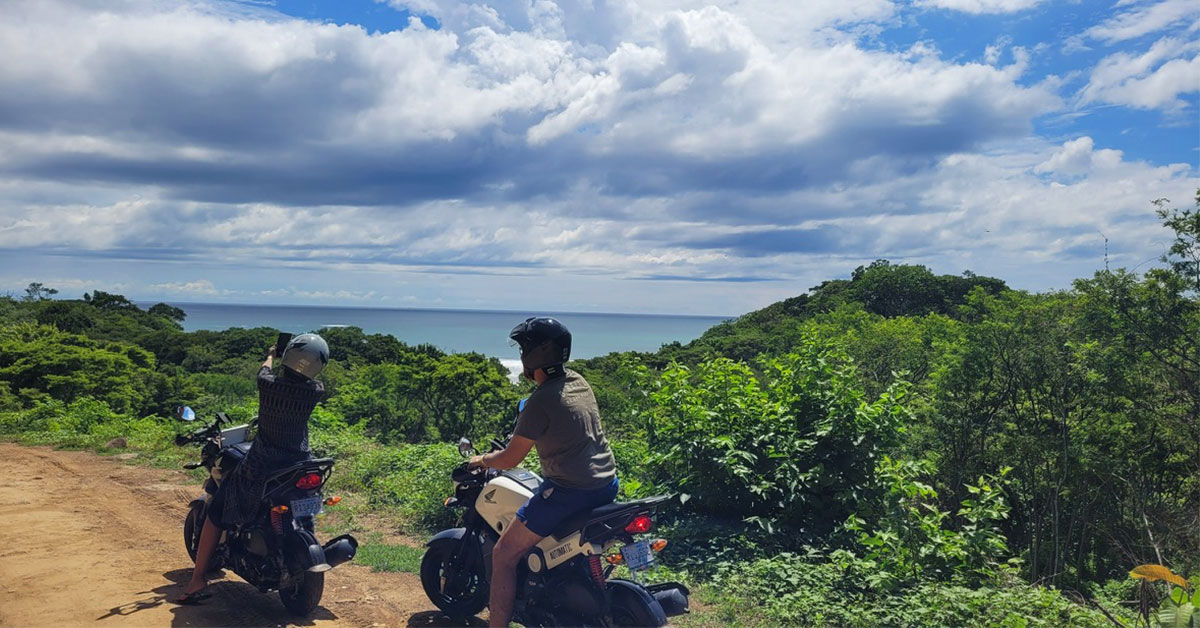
left=0, top=442, right=476, bottom=628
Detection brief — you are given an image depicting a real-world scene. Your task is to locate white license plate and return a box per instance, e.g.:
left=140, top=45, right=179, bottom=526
left=290, top=496, right=323, bottom=517
left=621, top=540, right=654, bottom=572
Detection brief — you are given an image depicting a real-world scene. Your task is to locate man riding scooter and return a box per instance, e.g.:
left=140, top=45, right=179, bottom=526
left=468, top=317, right=619, bottom=628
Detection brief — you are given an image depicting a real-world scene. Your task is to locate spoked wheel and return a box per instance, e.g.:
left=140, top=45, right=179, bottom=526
left=279, top=571, right=324, bottom=616
left=420, top=538, right=489, bottom=620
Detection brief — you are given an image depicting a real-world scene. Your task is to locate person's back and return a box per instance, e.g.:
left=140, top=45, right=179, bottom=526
left=515, top=368, right=614, bottom=490
left=467, top=317, right=620, bottom=628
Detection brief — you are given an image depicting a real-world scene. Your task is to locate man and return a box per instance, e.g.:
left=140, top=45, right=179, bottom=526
left=469, top=317, right=618, bottom=628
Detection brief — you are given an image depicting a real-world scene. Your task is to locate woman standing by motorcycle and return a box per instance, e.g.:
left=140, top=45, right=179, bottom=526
left=176, top=333, right=330, bottom=604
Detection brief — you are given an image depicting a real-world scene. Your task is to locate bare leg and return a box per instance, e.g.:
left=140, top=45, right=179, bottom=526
left=183, top=518, right=221, bottom=595
left=489, top=519, right=543, bottom=628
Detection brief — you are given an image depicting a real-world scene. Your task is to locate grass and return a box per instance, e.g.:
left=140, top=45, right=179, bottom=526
left=356, top=541, right=426, bottom=574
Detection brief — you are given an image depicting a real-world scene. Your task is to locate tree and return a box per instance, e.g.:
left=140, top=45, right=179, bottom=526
left=23, top=283, right=58, bottom=302
left=83, top=290, right=138, bottom=311
left=148, top=303, right=186, bottom=324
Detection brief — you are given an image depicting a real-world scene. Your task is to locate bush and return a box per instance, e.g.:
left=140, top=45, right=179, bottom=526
left=707, top=553, right=1128, bottom=628
left=649, top=337, right=910, bottom=534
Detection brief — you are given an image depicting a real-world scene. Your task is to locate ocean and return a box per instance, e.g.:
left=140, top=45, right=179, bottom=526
left=158, top=302, right=731, bottom=370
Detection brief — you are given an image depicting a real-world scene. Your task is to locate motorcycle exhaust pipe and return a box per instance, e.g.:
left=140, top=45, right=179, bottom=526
left=647, top=582, right=690, bottom=617
left=323, top=534, right=358, bottom=569
left=286, top=529, right=332, bottom=572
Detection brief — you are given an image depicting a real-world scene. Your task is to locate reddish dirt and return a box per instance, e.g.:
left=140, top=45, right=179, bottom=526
left=0, top=442, right=484, bottom=628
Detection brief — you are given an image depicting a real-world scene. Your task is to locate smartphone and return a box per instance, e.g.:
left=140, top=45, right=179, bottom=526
left=275, top=332, right=293, bottom=358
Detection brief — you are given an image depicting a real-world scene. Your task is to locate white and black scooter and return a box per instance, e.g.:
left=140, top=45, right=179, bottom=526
left=421, top=434, right=690, bottom=627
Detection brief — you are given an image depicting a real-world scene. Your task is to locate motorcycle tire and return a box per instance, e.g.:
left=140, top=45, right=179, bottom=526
left=608, top=586, right=667, bottom=628
left=420, top=538, right=489, bottom=620
left=183, top=504, right=203, bottom=562
left=279, top=571, right=324, bottom=616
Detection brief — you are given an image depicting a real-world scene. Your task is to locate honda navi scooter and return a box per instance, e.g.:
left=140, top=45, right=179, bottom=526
left=421, top=434, right=690, bottom=626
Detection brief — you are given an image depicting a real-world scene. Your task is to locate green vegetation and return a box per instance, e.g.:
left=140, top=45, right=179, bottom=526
left=2, top=193, right=1197, bottom=627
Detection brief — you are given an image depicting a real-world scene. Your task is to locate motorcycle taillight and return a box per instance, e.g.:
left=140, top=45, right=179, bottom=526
left=624, top=514, right=653, bottom=534
left=295, top=472, right=323, bottom=490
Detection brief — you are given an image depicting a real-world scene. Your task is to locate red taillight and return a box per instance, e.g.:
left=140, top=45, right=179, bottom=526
left=295, top=473, right=323, bottom=490
left=624, top=514, right=653, bottom=535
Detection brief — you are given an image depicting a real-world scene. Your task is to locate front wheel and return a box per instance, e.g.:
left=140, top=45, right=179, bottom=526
left=183, top=504, right=203, bottom=562
left=279, top=571, right=324, bottom=616
left=421, top=538, right=489, bottom=620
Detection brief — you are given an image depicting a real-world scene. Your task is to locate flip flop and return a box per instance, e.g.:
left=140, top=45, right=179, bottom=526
left=173, top=590, right=212, bottom=605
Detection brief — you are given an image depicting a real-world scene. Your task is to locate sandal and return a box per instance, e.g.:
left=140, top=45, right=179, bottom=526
left=174, top=589, right=212, bottom=605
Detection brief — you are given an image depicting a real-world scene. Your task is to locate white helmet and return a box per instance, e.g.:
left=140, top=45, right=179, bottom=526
left=280, top=333, right=329, bottom=379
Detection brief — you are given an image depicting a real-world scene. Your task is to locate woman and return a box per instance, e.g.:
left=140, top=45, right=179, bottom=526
left=177, top=333, right=329, bottom=604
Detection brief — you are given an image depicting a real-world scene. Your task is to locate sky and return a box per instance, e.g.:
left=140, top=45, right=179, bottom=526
left=0, top=0, right=1197, bottom=316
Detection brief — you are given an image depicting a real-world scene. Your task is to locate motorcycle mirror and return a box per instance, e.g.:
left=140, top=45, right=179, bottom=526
left=457, top=437, right=475, bottom=458
left=175, top=406, right=196, bottom=422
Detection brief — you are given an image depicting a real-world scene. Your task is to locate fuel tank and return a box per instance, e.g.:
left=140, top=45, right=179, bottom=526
left=212, top=442, right=251, bottom=483
left=476, top=469, right=541, bottom=534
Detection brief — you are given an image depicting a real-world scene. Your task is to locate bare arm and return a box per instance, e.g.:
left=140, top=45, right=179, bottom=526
left=262, top=345, right=275, bottom=369
left=470, top=435, right=535, bottom=471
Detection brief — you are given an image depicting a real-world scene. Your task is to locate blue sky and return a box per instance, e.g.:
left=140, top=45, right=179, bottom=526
left=0, top=0, right=1196, bottom=315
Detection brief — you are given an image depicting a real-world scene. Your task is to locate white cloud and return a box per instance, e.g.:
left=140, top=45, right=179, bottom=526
left=1084, top=0, right=1200, bottom=43
left=1079, top=36, right=1200, bottom=110
left=914, top=0, right=1045, bottom=15
left=0, top=0, right=1195, bottom=314
left=151, top=280, right=223, bottom=295
left=1033, top=137, right=1126, bottom=176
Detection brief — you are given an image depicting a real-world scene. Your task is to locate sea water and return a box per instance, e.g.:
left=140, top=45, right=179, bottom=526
left=158, top=302, right=731, bottom=368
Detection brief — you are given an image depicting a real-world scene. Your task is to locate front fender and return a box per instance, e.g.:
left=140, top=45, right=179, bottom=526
left=427, top=527, right=467, bottom=546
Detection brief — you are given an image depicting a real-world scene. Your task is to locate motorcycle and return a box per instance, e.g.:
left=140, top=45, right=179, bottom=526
left=173, top=406, right=358, bottom=615
left=421, top=434, right=690, bottom=626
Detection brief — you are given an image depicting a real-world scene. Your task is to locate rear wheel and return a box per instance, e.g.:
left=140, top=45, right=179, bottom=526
left=420, top=538, right=489, bottom=620
left=608, top=586, right=666, bottom=627
left=279, top=571, right=324, bottom=616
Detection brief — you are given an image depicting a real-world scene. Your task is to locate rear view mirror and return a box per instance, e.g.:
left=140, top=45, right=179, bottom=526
left=457, top=437, right=475, bottom=457
left=175, top=406, right=195, bottom=422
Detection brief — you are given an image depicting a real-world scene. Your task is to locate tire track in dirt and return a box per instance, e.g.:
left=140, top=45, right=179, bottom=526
left=0, top=442, right=482, bottom=628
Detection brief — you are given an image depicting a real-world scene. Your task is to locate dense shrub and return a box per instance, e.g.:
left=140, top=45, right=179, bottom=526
left=649, top=337, right=909, bottom=534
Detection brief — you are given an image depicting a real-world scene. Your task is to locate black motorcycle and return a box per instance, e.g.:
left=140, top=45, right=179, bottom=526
left=421, top=436, right=690, bottom=626
left=173, top=406, right=358, bottom=615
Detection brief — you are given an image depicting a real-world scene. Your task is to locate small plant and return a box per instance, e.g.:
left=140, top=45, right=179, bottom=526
left=1130, top=564, right=1198, bottom=628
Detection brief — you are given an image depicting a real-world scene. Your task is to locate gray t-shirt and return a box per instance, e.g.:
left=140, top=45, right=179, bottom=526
left=514, top=369, right=617, bottom=490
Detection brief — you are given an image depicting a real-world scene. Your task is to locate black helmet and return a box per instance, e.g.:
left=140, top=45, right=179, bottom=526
left=280, top=333, right=329, bottom=379
left=509, top=317, right=571, bottom=376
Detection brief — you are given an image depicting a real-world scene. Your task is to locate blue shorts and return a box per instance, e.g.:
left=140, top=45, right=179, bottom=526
left=516, top=477, right=619, bottom=538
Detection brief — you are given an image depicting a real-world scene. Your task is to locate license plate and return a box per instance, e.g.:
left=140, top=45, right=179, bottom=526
left=621, top=540, right=654, bottom=572
left=290, top=496, right=323, bottom=517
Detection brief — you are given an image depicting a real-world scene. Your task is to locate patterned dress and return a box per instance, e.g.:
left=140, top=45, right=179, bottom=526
left=218, top=366, right=325, bottom=526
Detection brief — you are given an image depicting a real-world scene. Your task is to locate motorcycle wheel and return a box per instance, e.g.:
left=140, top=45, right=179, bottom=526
left=279, top=571, right=324, bottom=616
left=420, top=538, right=489, bottom=620
left=183, top=505, right=202, bottom=562
left=608, top=587, right=666, bottom=628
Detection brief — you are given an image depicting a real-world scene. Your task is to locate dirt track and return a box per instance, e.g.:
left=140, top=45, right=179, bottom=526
left=0, top=442, right=482, bottom=628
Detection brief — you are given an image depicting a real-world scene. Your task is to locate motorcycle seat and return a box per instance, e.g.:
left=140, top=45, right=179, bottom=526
left=551, top=495, right=671, bottom=541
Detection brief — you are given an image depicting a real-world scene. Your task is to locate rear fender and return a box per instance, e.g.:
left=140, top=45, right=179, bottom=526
left=607, top=579, right=667, bottom=627
left=283, top=527, right=328, bottom=573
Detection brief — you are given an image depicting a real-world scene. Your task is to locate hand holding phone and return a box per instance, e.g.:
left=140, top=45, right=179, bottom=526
left=275, top=332, right=293, bottom=359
